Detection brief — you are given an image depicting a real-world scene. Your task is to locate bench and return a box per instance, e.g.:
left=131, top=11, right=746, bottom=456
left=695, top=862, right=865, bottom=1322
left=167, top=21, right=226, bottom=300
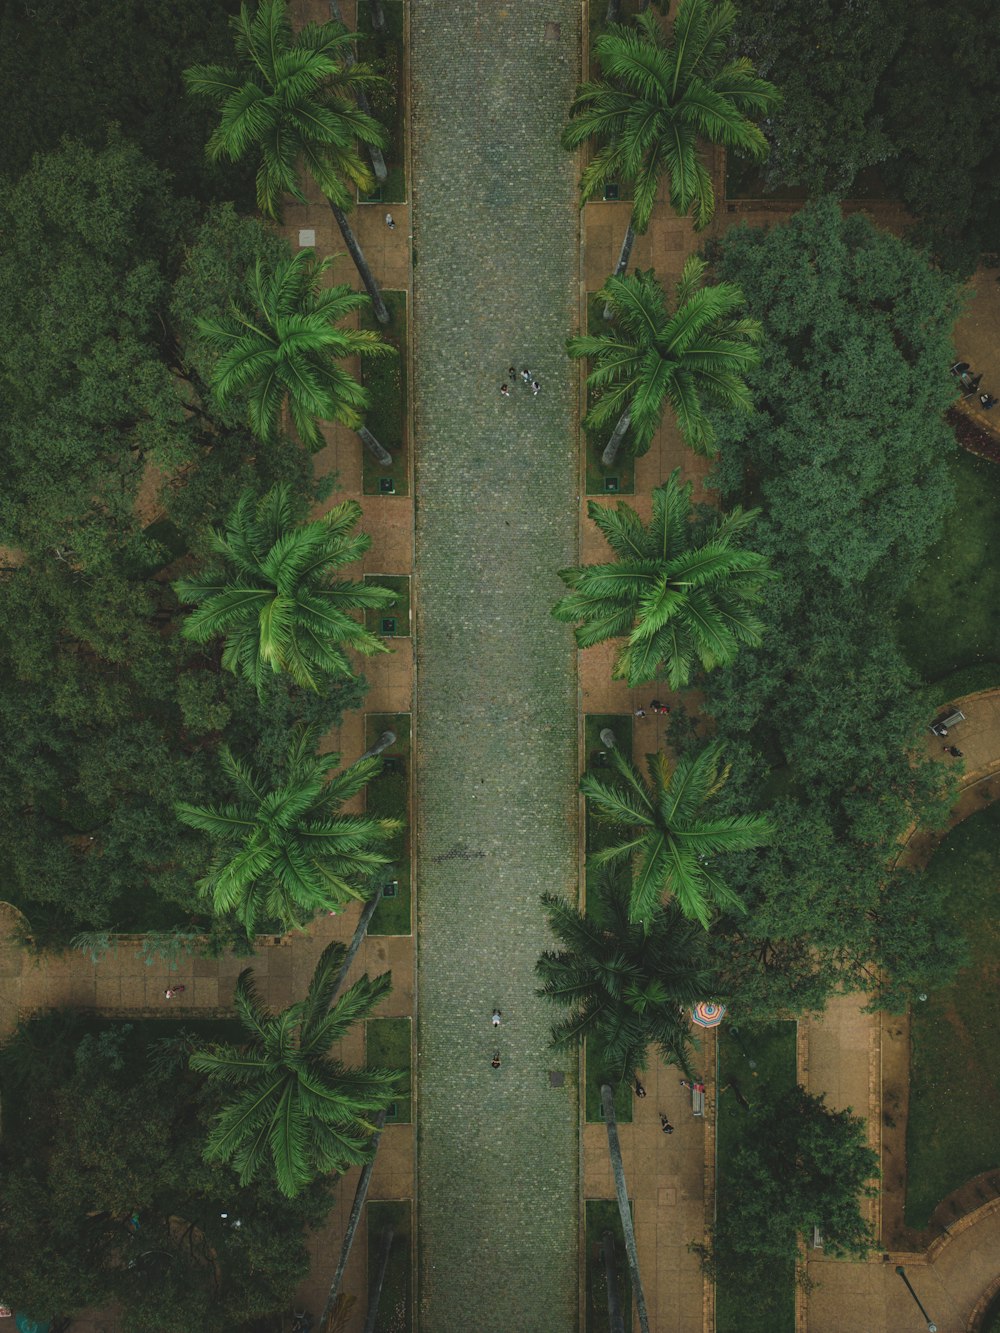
left=691, top=1083, right=705, bottom=1117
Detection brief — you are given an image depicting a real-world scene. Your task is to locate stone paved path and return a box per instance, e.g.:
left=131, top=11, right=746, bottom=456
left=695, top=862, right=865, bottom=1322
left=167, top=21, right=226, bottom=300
left=408, top=3, right=582, bottom=1329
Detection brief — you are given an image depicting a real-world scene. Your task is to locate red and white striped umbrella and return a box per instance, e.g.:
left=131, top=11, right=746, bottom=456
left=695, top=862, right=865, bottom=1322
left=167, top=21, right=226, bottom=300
left=691, top=1001, right=727, bottom=1028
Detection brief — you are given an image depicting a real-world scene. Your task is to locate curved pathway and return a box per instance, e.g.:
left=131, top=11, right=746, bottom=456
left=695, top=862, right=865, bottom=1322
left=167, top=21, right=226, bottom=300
left=408, top=4, right=583, bottom=1329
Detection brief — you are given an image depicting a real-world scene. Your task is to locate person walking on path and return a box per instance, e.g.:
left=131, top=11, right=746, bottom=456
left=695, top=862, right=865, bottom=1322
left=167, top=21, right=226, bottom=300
left=164, top=985, right=186, bottom=1000
left=660, top=1114, right=674, bottom=1134
left=491, top=1050, right=501, bottom=1069
left=492, top=1009, right=502, bottom=1027
left=634, top=707, right=645, bottom=718
left=634, top=1076, right=646, bottom=1098
left=384, top=212, right=396, bottom=229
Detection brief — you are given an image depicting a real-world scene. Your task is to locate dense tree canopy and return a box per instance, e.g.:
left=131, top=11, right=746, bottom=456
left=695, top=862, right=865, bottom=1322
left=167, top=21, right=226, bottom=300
left=0, top=1014, right=331, bottom=1331
left=711, top=1084, right=879, bottom=1272
left=0, top=142, right=365, bottom=943
left=731, top=0, right=1000, bottom=275
left=0, top=0, right=254, bottom=202
left=700, top=200, right=966, bottom=1013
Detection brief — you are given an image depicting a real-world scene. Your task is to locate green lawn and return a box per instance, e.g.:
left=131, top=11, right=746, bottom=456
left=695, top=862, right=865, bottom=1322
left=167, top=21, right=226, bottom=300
left=366, top=1199, right=412, bottom=1332
left=905, top=801, right=1000, bottom=1227
left=361, top=290, right=409, bottom=497
left=895, top=447, right=1000, bottom=687
left=715, top=1021, right=798, bottom=1333
left=365, top=574, right=411, bottom=638
left=357, top=1, right=406, bottom=204
left=365, top=712, right=411, bottom=936
left=584, top=293, right=636, bottom=496
left=367, top=1016, right=411, bottom=1123
left=585, top=1199, right=632, bottom=1333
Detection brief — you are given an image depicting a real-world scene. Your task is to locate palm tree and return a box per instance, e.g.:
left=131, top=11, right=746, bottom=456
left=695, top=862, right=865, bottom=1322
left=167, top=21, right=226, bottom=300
left=196, top=249, right=395, bottom=455
left=568, top=261, right=761, bottom=466
left=537, top=868, right=710, bottom=1084
left=190, top=939, right=401, bottom=1197
left=552, top=469, right=773, bottom=689
left=580, top=740, right=772, bottom=927
left=562, top=0, right=780, bottom=277
left=173, top=483, right=396, bottom=694
left=184, top=0, right=391, bottom=323
left=175, top=726, right=402, bottom=935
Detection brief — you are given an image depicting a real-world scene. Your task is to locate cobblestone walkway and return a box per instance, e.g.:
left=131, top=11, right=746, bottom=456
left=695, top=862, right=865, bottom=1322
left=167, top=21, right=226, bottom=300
left=409, top=3, right=582, bottom=1329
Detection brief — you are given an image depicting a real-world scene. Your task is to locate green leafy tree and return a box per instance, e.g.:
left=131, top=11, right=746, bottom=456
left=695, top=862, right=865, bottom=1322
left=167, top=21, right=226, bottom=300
left=554, top=469, right=773, bottom=688
left=569, top=262, right=761, bottom=464
left=710, top=1084, right=879, bottom=1272
left=563, top=0, right=780, bottom=276
left=0, top=1016, right=331, bottom=1330
left=196, top=248, right=395, bottom=451
left=731, top=0, right=906, bottom=195
left=174, top=483, right=395, bottom=693
left=184, top=0, right=391, bottom=320
left=190, top=940, right=401, bottom=1197
left=580, top=739, right=772, bottom=927
left=175, top=726, right=401, bottom=935
left=0, top=0, right=255, bottom=202
left=698, top=199, right=965, bottom=1015
left=537, top=868, right=710, bottom=1085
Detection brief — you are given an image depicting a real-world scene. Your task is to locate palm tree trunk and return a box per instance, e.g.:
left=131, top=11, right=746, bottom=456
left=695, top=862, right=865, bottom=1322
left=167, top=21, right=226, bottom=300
left=601, top=409, right=632, bottom=469
left=319, top=1107, right=388, bottom=1324
left=331, top=892, right=382, bottom=1000
left=603, top=217, right=637, bottom=320
left=357, top=424, right=393, bottom=467
left=369, top=0, right=387, bottom=30
left=361, top=1225, right=395, bottom=1333
left=328, top=0, right=388, bottom=183
left=602, top=1230, right=626, bottom=1333
left=601, top=1084, right=651, bottom=1333
left=329, top=200, right=390, bottom=325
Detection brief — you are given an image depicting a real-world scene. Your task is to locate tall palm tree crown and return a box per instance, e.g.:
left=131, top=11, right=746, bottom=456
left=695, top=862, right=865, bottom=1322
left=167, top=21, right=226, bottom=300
left=190, top=939, right=401, bottom=1197
left=197, top=249, right=394, bottom=450
left=184, top=0, right=386, bottom=218
left=562, top=0, right=781, bottom=231
left=537, top=868, right=711, bottom=1085
left=568, top=260, right=762, bottom=459
left=553, top=468, right=774, bottom=689
left=581, top=739, right=772, bottom=927
left=173, top=483, right=396, bottom=693
left=176, top=726, right=402, bottom=935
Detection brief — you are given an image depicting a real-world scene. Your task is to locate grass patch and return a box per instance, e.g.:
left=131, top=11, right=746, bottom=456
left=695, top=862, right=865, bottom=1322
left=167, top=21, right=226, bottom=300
left=715, top=1021, right=797, bottom=1333
left=583, top=715, right=635, bottom=1122
left=584, top=293, right=636, bottom=496
left=367, top=1016, right=411, bottom=1123
left=365, top=574, right=411, bottom=637
left=905, top=801, right=1000, bottom=1228
left=361, top=289, right=408, bottom=497
left=366, top=1199, right=412, bottom=1333
left=585, top=1199, right=633, bottom=1333
left=896, top=447, right=1000, bottom=684
left=358, top=0, right=406, bottom=204
left=365, top=712, right=411, bottom=936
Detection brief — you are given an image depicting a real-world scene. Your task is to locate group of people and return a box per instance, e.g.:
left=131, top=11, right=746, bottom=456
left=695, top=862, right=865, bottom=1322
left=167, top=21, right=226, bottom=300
left=500, top=367, right=541, bottom=398
left=633, top=1073, right=705, bottom=1134
left=952, top=360, right=997, bottom=410
left=634, top=699, right=671, bottom=718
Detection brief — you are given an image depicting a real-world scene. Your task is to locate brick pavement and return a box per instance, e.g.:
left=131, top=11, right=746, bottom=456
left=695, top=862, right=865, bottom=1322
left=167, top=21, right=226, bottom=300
left=407, top=4, right=583, bottom=1330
